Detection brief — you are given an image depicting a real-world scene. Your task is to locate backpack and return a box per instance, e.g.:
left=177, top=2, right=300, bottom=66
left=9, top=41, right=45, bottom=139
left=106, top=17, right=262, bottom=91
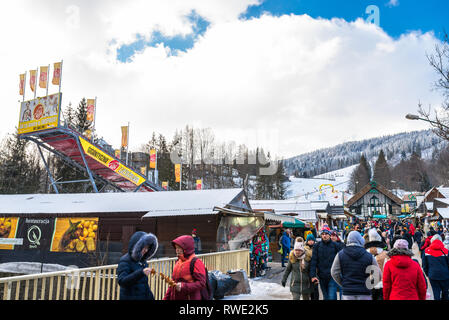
left=190, top=257, right=212, bottom=300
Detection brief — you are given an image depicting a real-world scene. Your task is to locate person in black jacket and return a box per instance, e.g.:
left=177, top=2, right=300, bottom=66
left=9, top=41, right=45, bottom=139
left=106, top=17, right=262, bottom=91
left=309, top=227, right=342, bottom=300
left=117, top=231, right=159, bottom=300
left=414, top=227, right=423, bottom=248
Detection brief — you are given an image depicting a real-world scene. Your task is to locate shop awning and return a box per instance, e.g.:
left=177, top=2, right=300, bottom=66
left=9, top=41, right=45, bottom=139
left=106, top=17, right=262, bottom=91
left=282, top=219, right=305, bottom=228
left=373, top=214, right=387, bottom=219
left=263, top=212, right=298, bottom=224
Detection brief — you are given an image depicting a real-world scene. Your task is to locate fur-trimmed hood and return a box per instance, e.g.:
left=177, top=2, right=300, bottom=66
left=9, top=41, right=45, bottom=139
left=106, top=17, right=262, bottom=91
left=364, top=240, right=387, bottom=250
left=129, top=231, right=159, bottom=262
left=387, top=247, right=414, bottom=257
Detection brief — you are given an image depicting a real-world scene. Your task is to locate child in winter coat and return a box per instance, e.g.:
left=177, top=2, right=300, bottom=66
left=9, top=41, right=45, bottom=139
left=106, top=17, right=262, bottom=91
left=282, top=238, right=312, bottom=300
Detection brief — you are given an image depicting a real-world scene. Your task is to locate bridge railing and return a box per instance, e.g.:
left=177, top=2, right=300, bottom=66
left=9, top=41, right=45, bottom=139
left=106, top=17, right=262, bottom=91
left=0, top=249, right=249, bottom=300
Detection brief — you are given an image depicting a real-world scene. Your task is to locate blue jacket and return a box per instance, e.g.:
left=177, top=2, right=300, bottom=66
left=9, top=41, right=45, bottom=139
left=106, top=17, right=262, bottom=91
left=281, top=232, right=291, bottom=249
left=309, top=239, right=341, bottom=281
left=117, top=232, right=158, bottom=300
left=422, top=240, right=449, bottom=281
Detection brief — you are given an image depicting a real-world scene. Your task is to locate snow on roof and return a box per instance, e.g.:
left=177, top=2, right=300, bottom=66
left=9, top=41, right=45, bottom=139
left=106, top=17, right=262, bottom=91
left=310, top=201, right=330, bottom=211
left=0, top=189, right=245, bottom=216
left=425, top=202, right=435, bottom=210
left=437, top=208, right=449, bottom=219
left=438, top=187, right=449, bottom=198
left=249, top=200, right=313, bottom=212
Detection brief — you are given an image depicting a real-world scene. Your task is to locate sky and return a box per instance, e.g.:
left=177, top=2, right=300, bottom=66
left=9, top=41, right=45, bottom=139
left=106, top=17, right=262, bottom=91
left=1, top=0, right=448, bottom=159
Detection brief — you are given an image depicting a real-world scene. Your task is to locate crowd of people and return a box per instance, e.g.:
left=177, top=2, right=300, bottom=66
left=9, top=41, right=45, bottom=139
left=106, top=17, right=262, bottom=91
left=281, top=219, right=449, bottom=300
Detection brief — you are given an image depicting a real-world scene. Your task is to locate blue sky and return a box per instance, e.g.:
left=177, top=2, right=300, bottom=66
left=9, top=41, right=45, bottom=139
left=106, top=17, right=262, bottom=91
left=116, top=0, right=448, bottom=62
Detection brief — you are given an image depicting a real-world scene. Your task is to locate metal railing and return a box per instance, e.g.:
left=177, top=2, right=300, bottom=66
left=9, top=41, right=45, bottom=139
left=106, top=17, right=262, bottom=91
left=0, top=249, right=249, bottom=300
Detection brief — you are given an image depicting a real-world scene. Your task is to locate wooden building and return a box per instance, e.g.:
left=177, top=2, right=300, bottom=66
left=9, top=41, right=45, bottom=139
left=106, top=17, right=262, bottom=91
left=346, top=181, right=403, bottom=219
left=0, top=189, right=253, bottom=267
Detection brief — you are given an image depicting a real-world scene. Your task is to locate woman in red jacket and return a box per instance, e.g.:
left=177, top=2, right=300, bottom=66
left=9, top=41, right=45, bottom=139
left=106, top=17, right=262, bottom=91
left=163, top=235, right=207, bottom=300
left=383, top=239, right=427, bottom=300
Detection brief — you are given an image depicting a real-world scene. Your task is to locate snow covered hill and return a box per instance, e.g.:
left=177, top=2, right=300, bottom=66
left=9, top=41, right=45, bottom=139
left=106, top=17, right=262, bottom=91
left=283, top=129, right=446, bottom=178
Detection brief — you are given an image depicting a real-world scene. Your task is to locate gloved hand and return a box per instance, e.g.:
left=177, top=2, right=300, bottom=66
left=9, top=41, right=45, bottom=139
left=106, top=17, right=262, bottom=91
left=281, top=281, right=286, bottom=287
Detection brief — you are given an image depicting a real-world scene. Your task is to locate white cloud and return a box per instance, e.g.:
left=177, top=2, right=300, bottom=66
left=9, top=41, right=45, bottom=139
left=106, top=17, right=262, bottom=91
left=0, top=1, right=443, bottom=160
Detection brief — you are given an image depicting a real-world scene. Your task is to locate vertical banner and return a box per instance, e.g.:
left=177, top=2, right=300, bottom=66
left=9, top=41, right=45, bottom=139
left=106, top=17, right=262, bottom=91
left=29, top=69, right=37, bottom=92
left=86, top=99, right=95, bottom=122
left=52, top=62, right=62, bottom=86
left=115, top=149, right=121, bottom=159
left=175, top=163, right=181, bottom=183
left=140, top=166, right=147, bottom=176
left=149, top=149, right=156, bottom=169
left=19, top=73, right=25, bottom=96
left=196, top=179, right=202, bottom=190
left=162, top=181, right=168, bottom=190
left=39, top=66, right=48, bottom=89
left=121, top=126, right=128, bottom=148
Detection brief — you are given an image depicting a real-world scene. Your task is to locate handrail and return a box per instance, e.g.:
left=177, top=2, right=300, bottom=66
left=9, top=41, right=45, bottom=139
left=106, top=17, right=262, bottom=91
left=0, top=249, right=250, bottom=300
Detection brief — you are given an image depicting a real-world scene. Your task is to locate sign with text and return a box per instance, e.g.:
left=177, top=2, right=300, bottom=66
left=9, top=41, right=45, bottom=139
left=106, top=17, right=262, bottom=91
left=79, top=137, right=146, bottom=186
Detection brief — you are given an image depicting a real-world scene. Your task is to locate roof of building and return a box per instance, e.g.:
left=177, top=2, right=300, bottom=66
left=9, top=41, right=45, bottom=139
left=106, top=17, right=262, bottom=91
left=347, top=182, right=403, bottom=207
left=0, top=189, right=248, bottom=217
left=249, top=199, right=318, bottom=222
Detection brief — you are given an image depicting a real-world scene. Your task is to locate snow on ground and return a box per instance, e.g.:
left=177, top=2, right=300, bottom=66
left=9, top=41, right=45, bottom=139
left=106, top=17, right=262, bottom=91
left=284, top=165, right=356, bottom=203
left=223, top=278, right=291, bottom=300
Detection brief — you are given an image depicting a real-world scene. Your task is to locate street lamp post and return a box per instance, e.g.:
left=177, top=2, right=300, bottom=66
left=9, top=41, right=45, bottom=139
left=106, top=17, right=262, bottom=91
left=405, top=113, right=449, bottom=130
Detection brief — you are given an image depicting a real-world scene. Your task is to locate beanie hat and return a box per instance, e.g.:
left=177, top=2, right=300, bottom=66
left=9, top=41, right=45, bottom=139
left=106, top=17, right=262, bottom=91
left=393, top=239, right=409, bottom=250
left=294, top=241, right=304, bottom=251
left=431, top=234, right=443, bottom=243
left=306, top=234, right=315, bottom=242
left=347, top=231, right=365, bottom=247
left=368, top=228, right=382, bottom=242
left=321, top=226, right=332, bottom=235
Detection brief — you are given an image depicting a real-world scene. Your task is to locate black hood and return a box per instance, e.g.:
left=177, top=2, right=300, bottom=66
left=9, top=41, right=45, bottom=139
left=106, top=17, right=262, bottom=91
left=128, top=231, right=158, bottom=262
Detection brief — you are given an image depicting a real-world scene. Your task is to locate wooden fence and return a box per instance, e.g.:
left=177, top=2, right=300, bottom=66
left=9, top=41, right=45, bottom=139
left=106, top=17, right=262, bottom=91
left=0, top=249, right=249, bottom=300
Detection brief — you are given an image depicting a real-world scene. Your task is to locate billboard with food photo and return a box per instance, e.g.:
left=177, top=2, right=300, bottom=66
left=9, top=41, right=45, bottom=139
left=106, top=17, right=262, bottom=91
left=50, top=218, right=98, bottom=253
left=0, top=217, right=20, bottom=250
left=18, top=93, right=61, bottom=135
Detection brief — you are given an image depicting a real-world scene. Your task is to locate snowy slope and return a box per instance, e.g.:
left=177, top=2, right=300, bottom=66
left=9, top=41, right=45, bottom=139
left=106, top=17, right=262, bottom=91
left=284, top=165, right=356, bottom=204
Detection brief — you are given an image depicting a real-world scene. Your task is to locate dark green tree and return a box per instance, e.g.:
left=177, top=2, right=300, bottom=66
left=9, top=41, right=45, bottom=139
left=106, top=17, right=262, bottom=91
left=373, top=150, right=392, bottom=188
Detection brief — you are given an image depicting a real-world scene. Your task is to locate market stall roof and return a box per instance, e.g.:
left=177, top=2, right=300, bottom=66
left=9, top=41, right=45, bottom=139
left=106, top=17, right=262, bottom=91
left=0, top=188, right=249, bottom=216
left=310, top=201, right=330, bottom=211
left=373, top=214, right=387, bottom=219
left=249, top=199, right=318, bottom=222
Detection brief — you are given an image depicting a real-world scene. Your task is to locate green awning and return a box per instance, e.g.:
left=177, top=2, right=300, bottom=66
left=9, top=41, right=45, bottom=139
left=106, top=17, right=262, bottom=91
left=373, top=214, right=387, bottom=219
left=282, top=219, right=305, bottom=228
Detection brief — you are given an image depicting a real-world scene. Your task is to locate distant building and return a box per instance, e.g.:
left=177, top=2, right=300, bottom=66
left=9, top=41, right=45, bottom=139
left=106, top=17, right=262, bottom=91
left=346, top=181, right=403, bottom=219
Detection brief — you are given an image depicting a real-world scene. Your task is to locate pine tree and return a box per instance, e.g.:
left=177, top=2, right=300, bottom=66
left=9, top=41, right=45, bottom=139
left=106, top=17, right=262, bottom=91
left=349, top=154, right=371, bottom=193
left=373, top=150, right=392, bottom=188
left=0, top=133, right=44, bottom=194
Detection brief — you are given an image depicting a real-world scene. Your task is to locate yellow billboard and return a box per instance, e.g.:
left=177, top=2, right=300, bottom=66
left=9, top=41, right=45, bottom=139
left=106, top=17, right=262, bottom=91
left=51, top=218, right=98, bottom=253
left=0, top=217, right=20, bottom=250
left=18, top=93, right=61, bottom=135
left=79, top=137, right=146, bottom=186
